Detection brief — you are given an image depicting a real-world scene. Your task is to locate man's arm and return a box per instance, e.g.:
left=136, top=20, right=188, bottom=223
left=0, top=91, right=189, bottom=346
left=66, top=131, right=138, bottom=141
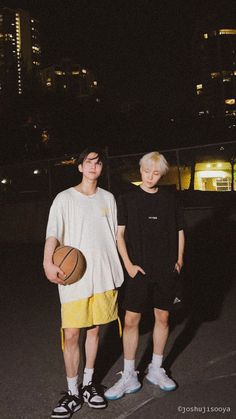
left=175, top=229, right=185, bottom=273
left=43, top=236, right=65, bottom=284
left=117, top=225, right=145, bottom=278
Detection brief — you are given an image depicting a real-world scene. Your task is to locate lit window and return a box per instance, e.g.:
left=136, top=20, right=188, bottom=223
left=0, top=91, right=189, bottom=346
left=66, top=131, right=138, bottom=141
left=211, top=72, right=220, bottom=79
left=55, top=70, right=64, bottom=75
left=219, top=29, right=236, bottom=35
left=72, top=71, right=80, bottom=75
left=204, top=33, right=208, bottom=39
left=223, top=77, right=231, bottom=82
left=46, top=77, right=52, bottom=86
left=225, top=99, right=235, bottom=105
left=222, top=71, right=233, bottom=76
left=196, top=84, right=203, bottom=90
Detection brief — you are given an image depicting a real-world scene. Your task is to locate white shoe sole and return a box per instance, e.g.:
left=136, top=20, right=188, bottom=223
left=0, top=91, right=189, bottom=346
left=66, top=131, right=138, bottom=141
left=146, top=375, right=176, bottom=391
left=105, top=383, right=142, bottom=401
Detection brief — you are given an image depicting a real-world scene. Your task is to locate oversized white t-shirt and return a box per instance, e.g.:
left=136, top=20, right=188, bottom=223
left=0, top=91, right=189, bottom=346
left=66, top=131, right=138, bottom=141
left=46, top=187, right=124, bottom=304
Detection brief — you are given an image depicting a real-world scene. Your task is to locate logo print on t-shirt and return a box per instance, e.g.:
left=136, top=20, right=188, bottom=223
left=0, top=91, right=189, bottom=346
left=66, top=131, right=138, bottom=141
left=101, top=207, right=109, bottom=216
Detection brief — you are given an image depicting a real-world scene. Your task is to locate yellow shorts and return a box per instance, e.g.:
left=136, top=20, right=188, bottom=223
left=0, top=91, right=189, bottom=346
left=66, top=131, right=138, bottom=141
left=61, top=289, right=118, bottom=329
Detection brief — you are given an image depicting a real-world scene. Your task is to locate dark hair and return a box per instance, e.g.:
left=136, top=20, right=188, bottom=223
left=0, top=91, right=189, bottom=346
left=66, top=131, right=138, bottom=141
left=76, top=147, right=106, bottom=166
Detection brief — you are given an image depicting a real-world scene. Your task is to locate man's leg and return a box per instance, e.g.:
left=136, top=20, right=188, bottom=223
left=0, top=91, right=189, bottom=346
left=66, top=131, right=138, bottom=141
left=105, top=311, right=142, bottom=400
left=123, top=310, right=141, bottom=361
left=51, top=328, right=83, bottom=419
left=146, top=308, right=176, bottom=391
left=83, top=325, right=100, bottom=385
left=63, top=328, right=80, bottom=379
left=153, top=308, right=169, bottom=357
left=82, top=326, right=107, bottom=409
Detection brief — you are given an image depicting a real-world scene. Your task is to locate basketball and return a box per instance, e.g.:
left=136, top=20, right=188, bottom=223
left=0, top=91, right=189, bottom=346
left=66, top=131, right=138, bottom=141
left=53, top=245, right=86, bottom=285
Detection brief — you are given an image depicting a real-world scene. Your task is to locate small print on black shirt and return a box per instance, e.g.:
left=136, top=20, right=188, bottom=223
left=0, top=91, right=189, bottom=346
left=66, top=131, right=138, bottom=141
left=117, top=186, right=184, bottom=285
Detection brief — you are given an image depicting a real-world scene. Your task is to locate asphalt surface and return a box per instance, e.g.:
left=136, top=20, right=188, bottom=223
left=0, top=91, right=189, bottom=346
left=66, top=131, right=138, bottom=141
left=1, top=213, right=236, bottom=418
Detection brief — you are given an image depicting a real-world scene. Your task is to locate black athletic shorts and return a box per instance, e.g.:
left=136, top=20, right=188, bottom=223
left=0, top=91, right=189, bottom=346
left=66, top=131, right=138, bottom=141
left=122, top=271, right=179, bottom=313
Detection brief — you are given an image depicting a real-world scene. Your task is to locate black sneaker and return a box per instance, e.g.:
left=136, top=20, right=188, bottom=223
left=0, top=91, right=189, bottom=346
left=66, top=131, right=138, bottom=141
left=51, top=391, right=83, bottom=418
left=81, top=382, right=107, bottom=409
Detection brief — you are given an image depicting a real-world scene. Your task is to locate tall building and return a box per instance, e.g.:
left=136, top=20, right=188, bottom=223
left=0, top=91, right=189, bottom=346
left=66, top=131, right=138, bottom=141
left=41, top=59, right=99, bottom=98
left=0, top=7, right=40, bottom=95
left=193, top=27, right=236, bottom=119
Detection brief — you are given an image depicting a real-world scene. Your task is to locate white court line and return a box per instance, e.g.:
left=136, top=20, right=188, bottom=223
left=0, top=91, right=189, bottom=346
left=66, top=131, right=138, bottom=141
left=207, top=350, right=236, bottom=366
left=115, top=397, right=155, bottom=419
left=115, top=390, right=168, bottom=419
left=206, top=372, right=236, bottom=381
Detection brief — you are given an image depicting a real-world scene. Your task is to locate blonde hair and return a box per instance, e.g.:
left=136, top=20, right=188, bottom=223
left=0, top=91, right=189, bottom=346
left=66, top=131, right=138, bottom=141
left=139, top=151, right=169, bottom=175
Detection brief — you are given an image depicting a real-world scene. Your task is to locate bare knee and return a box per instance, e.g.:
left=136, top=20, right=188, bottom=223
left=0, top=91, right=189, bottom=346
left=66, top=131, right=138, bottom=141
left=64, top=328, right=80, bottom=347
left=86, top=326, right=99, bottom=340
left=154, top=309, right=169, bottom=328
left=124, top=311, right=141, bottom=330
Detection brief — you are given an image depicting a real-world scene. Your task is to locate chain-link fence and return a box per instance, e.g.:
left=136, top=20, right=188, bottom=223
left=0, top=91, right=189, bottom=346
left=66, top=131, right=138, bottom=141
left=0, top=140, right=235, bottom=202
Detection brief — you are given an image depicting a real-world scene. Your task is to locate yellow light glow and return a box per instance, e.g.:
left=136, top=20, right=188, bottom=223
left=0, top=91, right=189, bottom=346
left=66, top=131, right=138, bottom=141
left=206, top=163, right=211, bottom=168
left=204, top=33, right=208, bottom=39
left=219, top=29, right=236, bottom=35
left=197, top=170, right=228, bottom=178
left=131, top=181, right=142, bottom=186
left=72, top=71, right=80, bottom=75
left=93, top=81, right=98, bottom=86
left=55, top=158, right=76, bottom=166
left=217, top=163, right=222, bottom=168
left=211, top=72, right=221, bottom=79
left=196, top=84, right=203, bottom=89
left=82, top=69, right=87, bottom=74
left=225, top=98, right=235, bottom=105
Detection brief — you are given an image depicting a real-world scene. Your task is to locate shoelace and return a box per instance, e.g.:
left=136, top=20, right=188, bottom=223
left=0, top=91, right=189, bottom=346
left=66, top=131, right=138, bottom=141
left=58, top=392, right=74, bottom=406
left=58, top=391, right=81, bottom=406
left=85, top=382, right=106, bottom=396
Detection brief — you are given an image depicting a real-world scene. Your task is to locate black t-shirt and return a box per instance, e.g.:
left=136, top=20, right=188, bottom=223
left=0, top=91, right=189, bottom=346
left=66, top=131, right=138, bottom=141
left=117, top=186, right=184, bottom=283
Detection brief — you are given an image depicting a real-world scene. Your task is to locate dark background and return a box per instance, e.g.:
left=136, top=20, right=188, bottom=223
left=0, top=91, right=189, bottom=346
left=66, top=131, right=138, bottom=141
left=2, top=0, right=235, bottom=113
left=1, top=0, right=236, bottom=160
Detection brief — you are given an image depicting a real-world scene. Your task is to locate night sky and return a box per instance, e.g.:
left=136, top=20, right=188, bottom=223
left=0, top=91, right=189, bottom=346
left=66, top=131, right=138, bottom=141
left=2, top=0, right=236, bottom=115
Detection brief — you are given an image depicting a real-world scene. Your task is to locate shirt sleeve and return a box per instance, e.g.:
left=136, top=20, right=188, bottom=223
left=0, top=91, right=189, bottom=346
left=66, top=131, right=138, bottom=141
left=109, top=193, right=118, bottom=237
left=117, top=194, right=127, bottom=226
left=46, top=195, right=64, bottom=243
left=175, top=191, right=184, bottom=231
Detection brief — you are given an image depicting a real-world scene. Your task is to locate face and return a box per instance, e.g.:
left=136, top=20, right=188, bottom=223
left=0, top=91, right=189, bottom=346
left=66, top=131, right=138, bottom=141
left=79, top=152, right=103, bottom=181
left=140, top=162, right=162, bottom=191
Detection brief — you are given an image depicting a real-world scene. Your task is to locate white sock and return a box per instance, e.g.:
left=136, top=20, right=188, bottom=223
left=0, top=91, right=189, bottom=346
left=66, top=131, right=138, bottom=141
left=124, top=359, right=135, bottom=374
left=83, top=368, right=94, bottom=386
left=67, top=375, right=78, bottom=395
left=152, top=353, right=163, bottom=368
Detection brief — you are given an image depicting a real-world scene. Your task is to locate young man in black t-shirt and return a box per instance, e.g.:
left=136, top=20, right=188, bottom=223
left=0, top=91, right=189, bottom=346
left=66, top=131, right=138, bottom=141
left=105, top=151, right=185, bottom=400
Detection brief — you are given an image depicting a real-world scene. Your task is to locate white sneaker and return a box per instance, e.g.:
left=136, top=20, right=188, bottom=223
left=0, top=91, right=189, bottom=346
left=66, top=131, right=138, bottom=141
left=105, top=371, right=141, bottom=400
left=146, top=364, right=176, bottom=391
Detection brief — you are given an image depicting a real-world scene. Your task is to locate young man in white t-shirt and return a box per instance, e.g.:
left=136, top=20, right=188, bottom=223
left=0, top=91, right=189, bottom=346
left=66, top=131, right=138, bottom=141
left=43, top=147, right=123, bottom=418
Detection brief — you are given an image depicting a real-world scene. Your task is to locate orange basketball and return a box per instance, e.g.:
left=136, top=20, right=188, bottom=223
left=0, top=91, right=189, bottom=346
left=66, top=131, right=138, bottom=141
left=53, top=245, right=86, bottom=285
